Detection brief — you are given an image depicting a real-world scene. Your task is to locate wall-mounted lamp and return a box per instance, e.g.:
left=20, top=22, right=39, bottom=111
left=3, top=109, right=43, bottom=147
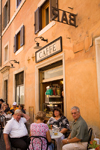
left=34, top=36, right=48, bottom=49
left=10, top=60, right=19, bottom=64
left=9, top=59, right=19, bottom=68
left=34, top=43, right=42, bottom=49
left=10, top=63, right=15, bottom=68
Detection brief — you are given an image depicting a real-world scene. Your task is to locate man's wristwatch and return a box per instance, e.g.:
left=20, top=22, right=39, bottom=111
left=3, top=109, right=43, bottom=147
left=67, top=139, right=69, bottom=144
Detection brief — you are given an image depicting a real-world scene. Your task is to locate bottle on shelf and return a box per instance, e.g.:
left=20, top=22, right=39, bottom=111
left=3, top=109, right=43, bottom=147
left=56, top=86, right=61, bottom=96
left=52, top=86, right=57, bottom=95
left=45, top=86, right=53, bottom=95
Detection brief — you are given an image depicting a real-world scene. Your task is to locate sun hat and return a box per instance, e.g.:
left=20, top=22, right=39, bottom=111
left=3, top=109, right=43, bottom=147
left=13, top=102, right=17, bottom=106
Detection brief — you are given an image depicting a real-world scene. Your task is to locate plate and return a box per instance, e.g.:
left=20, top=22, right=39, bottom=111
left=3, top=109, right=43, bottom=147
left=51, top=131, right=63, bottom=139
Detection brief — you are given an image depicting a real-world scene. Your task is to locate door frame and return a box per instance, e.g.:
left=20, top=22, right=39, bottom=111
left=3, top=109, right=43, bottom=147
left=35, top=53, right=67, bottom=116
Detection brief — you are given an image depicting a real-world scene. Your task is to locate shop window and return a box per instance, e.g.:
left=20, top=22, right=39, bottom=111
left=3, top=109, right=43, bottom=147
left=3, top=0, right=10, bottom=29
left=14, top=25, right=25, bottom=53
left=17, top=0, right=22, bottom=8
left=39, top=60, right=63, bottom=113
left=4, top=44, right=9, bottom=62
left=34, top=0, right=58, bottom=34
left=15, top=71, right=24, bottom=105
left=43, top=65, right=63, bottom=81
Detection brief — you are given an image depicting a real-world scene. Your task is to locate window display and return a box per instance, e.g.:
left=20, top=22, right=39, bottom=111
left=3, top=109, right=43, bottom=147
left=39, top=61, right=63, bottom=118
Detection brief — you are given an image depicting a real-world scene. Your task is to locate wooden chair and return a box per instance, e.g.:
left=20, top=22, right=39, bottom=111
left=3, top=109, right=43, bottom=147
left=28, top=136, right=49, bottom=150
left=87, top=128, right=93, bottom=150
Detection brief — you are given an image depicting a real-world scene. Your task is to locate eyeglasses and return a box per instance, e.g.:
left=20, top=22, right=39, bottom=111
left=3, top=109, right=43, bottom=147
left=71, top=112, right=77, bottom=115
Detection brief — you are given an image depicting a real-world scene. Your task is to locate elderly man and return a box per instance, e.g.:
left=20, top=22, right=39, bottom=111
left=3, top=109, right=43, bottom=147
left=62, top=106, right=89, bottom=150
left=3, top=109, right=30, bottom=150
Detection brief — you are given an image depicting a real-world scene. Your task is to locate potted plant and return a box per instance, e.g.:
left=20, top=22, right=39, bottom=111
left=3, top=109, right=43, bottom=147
left=88, top=140, right=100, bottom=150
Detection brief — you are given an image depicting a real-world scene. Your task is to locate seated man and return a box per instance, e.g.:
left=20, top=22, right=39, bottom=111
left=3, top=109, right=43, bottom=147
left=3, top=109, right=30, bottom=150
left=62, top=106, right=89, bottom=150
left=10, top=102, right=18, bottom=115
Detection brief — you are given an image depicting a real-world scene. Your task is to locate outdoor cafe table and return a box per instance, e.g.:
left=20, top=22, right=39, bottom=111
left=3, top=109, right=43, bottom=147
left=49, top=129, right=63, bottom=150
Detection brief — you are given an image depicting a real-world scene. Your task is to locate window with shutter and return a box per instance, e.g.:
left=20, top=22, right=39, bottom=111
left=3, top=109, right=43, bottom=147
left=16, top=0, right=22, bottom=8
left=34, top=0, right=58, bottom=34
left=34, top=8, right=41, bottom=34
left=20, top=25, right=25, bottom=46
left=50, top=0, right=58, bottom=21
left=14, top=25, right=25, bottom=53
left=4, top=44, right=9, bottom=63
left=42, top=1, right=49, bottom=29
left=3, top=0, right=10, bottom=30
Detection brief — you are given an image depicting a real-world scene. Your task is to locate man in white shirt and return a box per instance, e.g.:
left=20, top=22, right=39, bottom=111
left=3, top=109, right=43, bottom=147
left=3, top=109, right=30, bottom=150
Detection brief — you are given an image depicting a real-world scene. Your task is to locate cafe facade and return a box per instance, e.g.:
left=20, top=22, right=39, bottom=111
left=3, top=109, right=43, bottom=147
left=0, top=0, right=100, bottom=137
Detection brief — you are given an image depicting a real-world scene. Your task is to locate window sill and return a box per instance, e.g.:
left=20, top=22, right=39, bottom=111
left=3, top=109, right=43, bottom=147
left=38, top=21, right=56, bottom=36
left=15, top=47, right=23, bottom=55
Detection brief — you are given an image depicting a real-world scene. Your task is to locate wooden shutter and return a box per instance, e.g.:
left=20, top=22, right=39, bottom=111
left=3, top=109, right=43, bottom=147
left=34, top=7, right=41, bottom=34
left=20, top=25, right=25, bottom=46
left=50, top=0, right=58, bottom=21
left=7, top=0, right=10, bottom=23
left=3, top=6, right=5, bottom=29
left=14, top=35, right=17, bottom=53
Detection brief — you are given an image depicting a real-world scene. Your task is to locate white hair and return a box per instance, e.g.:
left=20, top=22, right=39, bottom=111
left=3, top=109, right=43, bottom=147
left=71, top=106, right=80, bottom=112
left=14, top=109, right=22, bottom=115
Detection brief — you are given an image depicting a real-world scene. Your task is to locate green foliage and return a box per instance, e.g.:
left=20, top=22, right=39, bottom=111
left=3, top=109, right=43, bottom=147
left=88, top=140, right=100, bottom=149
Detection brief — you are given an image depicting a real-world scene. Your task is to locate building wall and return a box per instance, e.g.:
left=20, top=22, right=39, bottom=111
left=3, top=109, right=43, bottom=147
left=0, top=0, right=100, bottom=137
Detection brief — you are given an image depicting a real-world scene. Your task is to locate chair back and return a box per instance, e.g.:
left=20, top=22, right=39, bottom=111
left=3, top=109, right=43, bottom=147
left=87, top=128, right=93, bottom=150
left=88, top=128, right=93, bottom=144
left=0, top=115, right=6, bottom=126
left=28, top=136, right=48, bottom=150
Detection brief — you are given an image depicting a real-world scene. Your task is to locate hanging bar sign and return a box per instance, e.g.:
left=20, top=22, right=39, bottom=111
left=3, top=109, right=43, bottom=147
left=35, top=36, right=62, bottom=63
left=51, top=7, right=78, bottom=27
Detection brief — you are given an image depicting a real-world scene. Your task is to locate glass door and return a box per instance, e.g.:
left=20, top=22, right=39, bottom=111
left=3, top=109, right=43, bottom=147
left=15, top=71, right=24, bottom=105
left=16, top=85, right=24, bottom=105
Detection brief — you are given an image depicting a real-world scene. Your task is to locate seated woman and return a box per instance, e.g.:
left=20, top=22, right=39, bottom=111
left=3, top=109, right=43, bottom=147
left=47, top=107, right=70, bottom=150
left=29, top=111, right=54, bottom=150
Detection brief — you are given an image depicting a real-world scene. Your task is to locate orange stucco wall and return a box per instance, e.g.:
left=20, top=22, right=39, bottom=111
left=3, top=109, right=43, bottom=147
left=0, top=0, right=100, bottom=137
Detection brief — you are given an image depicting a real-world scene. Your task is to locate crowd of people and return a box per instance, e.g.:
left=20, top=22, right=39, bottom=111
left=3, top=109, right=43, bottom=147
left=0, top=98, right=89, bottom=150
left=0, top=99, right=26, bottom=117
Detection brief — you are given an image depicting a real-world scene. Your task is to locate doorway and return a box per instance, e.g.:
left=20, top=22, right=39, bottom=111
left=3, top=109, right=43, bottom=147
left=15, top=71, right=24, bottom=105
left=39, top=60, right=64, bottom=117
left=35, top=53, right=66, bottom=116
